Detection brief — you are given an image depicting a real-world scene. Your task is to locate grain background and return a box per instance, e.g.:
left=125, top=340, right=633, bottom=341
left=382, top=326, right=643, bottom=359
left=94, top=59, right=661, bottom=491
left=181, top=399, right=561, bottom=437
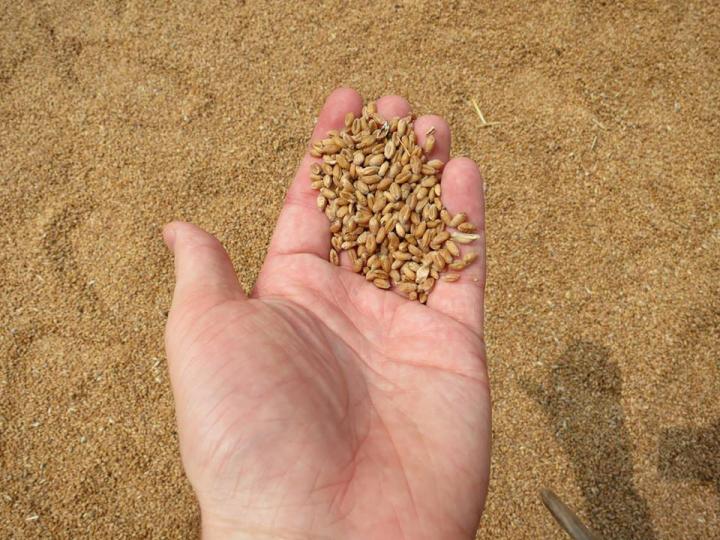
left=1, top=1, right=718, bottom=538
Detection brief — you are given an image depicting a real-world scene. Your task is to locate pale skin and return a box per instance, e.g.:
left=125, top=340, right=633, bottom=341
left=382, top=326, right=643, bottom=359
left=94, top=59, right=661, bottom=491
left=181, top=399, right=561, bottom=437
left=163, top=88, right=490, bottom=540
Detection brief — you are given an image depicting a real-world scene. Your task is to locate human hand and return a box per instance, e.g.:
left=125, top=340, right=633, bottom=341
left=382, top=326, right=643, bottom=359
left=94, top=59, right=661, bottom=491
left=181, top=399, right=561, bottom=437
left=163, top=88, right=490, bottom=540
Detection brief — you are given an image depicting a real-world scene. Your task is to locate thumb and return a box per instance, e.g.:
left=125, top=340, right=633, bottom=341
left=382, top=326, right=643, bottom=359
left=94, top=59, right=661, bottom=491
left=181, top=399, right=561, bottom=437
left=163, top=221, right=246, bottom=314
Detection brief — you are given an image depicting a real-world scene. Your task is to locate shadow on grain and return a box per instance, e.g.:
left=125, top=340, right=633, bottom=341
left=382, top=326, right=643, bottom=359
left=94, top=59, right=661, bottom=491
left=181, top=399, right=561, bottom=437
left=526, top=341, right=656, bottom=539
left=659, top=420, right=720, bottom=496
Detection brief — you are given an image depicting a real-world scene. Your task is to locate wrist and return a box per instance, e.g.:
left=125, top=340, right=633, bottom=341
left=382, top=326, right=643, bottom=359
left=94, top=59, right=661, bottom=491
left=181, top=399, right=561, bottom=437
left=200, top=506, right=315, bottom=540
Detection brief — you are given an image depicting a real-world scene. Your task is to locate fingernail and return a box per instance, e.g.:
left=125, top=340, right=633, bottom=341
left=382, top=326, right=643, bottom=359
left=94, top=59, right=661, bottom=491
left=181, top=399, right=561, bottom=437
left=162, top=224, right=176, bottom=251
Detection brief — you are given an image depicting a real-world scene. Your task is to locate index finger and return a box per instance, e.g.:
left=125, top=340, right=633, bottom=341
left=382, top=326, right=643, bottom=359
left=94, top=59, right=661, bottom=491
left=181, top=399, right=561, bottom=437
left=266, top=87, right=363, bottom=259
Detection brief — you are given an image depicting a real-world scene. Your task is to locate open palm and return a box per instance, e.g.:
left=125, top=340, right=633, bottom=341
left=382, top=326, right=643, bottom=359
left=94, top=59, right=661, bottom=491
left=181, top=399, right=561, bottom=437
left=164, top=88, right=490, bottom=540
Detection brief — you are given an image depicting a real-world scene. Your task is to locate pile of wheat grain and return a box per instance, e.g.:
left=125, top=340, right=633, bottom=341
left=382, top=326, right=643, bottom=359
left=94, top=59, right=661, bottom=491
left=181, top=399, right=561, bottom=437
left=311, top=101, right=479, bottom=303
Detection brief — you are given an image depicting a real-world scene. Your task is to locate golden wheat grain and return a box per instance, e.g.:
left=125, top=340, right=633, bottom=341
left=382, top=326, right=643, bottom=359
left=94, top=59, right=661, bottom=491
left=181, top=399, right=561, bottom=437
left=309, top=100, right=480, bottom=300
left=451, top=231, right=480, bottom=244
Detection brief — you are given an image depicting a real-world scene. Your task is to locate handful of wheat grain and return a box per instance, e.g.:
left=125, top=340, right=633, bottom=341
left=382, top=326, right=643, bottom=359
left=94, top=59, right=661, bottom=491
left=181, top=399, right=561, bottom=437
left=310, top=101, right=479, bottom=304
